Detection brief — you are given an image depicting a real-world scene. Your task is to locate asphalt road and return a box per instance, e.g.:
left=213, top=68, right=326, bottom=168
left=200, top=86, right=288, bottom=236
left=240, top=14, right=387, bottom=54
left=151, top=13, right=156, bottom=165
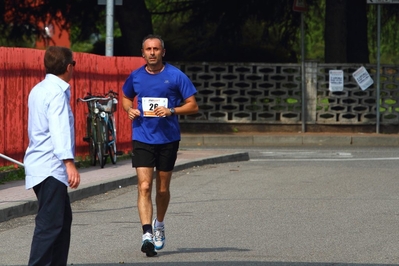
left=1, top=146, right=399, bottom=266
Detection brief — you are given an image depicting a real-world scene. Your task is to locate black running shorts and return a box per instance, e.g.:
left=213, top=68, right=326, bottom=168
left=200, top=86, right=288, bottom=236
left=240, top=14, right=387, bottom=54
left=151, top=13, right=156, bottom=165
left=131, top=140, right=179, bottom=171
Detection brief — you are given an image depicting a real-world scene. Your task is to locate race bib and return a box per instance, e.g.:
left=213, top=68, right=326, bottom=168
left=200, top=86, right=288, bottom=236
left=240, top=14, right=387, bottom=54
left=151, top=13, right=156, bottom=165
left=142, top=97, right=168, bottom=117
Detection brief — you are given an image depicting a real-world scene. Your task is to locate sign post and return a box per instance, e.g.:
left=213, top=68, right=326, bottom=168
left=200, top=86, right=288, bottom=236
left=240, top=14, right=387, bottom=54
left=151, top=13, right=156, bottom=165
left=293, top=0, right=308, bottom=133
left=366, top=0, right=398, bottom=133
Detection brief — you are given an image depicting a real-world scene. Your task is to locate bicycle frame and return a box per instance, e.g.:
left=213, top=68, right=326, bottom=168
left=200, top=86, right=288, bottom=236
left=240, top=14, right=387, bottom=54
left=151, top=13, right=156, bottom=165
left=77, top=90, right=118, bottom=168
left=96, top=107, right=117, bottom=166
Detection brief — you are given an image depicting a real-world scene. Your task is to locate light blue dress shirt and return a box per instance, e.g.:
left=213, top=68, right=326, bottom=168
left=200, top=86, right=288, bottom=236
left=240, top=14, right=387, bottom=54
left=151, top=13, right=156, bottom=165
left=24, top=74, right=75, bottom=189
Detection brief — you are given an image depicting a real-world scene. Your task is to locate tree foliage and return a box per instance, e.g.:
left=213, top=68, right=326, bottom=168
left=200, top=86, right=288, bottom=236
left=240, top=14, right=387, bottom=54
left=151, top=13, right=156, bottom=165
left=147, top=0, right=302, bottom=62
left=1, top=0, right=399, bottom=63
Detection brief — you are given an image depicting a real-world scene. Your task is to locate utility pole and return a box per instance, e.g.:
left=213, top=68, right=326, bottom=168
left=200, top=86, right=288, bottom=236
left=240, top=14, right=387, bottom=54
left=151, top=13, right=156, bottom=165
left=98, top=0, right=123, bottom=56
left=105, top=0, right=114, bottom=56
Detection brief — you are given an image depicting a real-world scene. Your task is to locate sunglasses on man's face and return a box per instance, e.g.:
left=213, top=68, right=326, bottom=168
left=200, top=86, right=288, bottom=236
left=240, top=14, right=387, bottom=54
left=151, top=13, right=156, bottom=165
left=71, top=60, right=76, bottom=67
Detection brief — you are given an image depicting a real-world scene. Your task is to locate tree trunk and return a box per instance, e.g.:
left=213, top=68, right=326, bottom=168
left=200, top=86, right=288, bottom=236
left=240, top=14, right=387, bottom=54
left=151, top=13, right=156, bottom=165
left=346, top=0, right=369, bottom=63
left=325, top=0, right=347, bottom=63
left=115, top=0, right=153, bottom=56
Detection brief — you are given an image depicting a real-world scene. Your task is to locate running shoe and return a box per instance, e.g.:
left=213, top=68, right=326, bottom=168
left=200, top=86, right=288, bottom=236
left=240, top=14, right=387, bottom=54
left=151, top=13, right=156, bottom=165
left=141, top=232, right=157, bottom=257
left=152, top=219, right=165, bottom=250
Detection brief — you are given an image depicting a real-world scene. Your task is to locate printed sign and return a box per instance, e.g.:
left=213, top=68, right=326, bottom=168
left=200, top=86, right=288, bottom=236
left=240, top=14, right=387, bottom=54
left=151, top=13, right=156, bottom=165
left=293, top=0, right=308, bottom=12
left=142, top=97, right=168, bottom=117
left=352, top=66, right=374, bottom=91
left=329, top=70, right=344, bottom=92
left=367, top=0, right=399, bottom=4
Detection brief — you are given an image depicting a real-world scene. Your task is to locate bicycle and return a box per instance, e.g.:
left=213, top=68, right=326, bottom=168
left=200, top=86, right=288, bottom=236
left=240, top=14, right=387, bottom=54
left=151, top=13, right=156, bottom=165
left=77, top=90, right=118, bottom=168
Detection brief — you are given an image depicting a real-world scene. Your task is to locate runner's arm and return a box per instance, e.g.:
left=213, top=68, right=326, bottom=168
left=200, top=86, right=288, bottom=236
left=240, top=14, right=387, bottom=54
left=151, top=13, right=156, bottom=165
left=173, top=95, right=198, bottom=115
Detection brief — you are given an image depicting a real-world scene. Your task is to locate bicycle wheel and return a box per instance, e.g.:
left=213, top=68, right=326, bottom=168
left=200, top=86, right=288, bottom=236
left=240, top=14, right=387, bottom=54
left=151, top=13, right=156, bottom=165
left=101, top=128, right=109, bottom=168
left=88, top=116, right=96, bottom=166
left=96, top=118, right=107, bottom=168
left=108, top=117, right=117, bottom=164
left=89, top=137, right=97, bottom=166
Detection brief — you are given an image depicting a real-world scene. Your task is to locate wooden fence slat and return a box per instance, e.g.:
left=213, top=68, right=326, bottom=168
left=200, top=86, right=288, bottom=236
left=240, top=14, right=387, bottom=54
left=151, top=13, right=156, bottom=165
left=0, top=48, right=6, bottom=166
left=0, top=47, right=145, bottom=167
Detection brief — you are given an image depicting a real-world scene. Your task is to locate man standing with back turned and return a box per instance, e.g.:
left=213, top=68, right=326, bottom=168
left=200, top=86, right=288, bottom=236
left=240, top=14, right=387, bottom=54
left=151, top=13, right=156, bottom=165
left=24, top=46, right=80, bottom=265
left=122, top=34, right=198, bottom=257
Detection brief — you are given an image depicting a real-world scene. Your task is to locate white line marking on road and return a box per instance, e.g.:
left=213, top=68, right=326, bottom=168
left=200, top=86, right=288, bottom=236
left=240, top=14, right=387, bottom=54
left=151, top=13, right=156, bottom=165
left=250, top=157, right=399, bottom=162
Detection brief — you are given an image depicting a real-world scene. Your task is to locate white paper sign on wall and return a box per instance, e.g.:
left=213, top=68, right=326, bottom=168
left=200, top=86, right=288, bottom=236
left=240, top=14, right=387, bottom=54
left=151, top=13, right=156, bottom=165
left=352, top=66, right=374, bottom=91
left=329, top=70, right=344, bottom=92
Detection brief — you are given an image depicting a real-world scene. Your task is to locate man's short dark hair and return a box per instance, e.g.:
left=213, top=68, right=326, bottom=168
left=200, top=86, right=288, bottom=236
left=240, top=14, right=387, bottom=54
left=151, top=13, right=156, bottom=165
left=44, top=46, right=73, bottom=76
left=142, top=34, right=165, bottom=49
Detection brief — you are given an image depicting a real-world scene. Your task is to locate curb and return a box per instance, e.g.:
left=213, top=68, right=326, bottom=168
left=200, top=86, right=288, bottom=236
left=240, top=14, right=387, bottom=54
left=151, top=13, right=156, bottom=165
left=180, top=134, right=399, bottom=147
left=0, top=152, right=249, bottom=223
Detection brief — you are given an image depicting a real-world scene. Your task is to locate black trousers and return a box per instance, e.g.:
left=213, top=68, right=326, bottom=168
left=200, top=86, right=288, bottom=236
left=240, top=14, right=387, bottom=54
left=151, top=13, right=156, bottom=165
left=28, top=177, right=72, bottom=266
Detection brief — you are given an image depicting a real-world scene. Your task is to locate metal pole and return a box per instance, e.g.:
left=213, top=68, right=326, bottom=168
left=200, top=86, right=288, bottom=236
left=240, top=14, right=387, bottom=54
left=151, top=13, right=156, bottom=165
left=0, top=153, right=24, bottom=167
left=301, top=12, right=306, bottom=133
left=105, top=0, right=114, bottom=56
left=376, top=5, right=381, bottom=133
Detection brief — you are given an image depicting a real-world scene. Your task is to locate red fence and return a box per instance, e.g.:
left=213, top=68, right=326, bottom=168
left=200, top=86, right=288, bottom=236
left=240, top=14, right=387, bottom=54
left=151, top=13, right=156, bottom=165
left=0, top=47, right=145, bottom=167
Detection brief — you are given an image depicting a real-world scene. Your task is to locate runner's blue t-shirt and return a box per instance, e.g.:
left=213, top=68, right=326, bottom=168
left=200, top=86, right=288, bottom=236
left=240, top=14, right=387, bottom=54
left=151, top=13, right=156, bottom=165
left=122, top=63, right=197, bottom=144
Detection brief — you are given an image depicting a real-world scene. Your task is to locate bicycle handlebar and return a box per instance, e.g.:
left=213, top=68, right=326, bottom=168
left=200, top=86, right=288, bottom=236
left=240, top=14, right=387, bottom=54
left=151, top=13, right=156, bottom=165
left=77, top=96, right=111, bottom=102
left=77, top=89, right=118, bottom=103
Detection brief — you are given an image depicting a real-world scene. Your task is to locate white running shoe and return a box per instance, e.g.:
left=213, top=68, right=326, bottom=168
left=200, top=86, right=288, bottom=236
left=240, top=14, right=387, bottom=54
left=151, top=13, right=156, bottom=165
left=141, top=232, right=157, bottom=257
left=152, top=219, right=165, bottom=250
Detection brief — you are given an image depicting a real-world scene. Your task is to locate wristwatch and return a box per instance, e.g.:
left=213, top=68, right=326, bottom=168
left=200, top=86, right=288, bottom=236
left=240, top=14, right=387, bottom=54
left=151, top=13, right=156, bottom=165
left=169, top=108, right=175, bottom=115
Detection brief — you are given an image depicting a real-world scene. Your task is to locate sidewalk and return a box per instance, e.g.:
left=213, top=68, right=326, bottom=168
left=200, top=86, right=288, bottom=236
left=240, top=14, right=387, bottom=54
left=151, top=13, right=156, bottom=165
left=1, top=131, right=399, bottom=223
left=0, top=148, right=250, bottom=223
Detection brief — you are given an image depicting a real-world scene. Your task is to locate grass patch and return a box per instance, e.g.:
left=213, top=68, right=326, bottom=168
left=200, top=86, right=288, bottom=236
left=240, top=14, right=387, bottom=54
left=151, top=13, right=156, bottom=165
left=0, top=153, right=132, bottom=185
left=0, top=167, right=25, bottom=184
